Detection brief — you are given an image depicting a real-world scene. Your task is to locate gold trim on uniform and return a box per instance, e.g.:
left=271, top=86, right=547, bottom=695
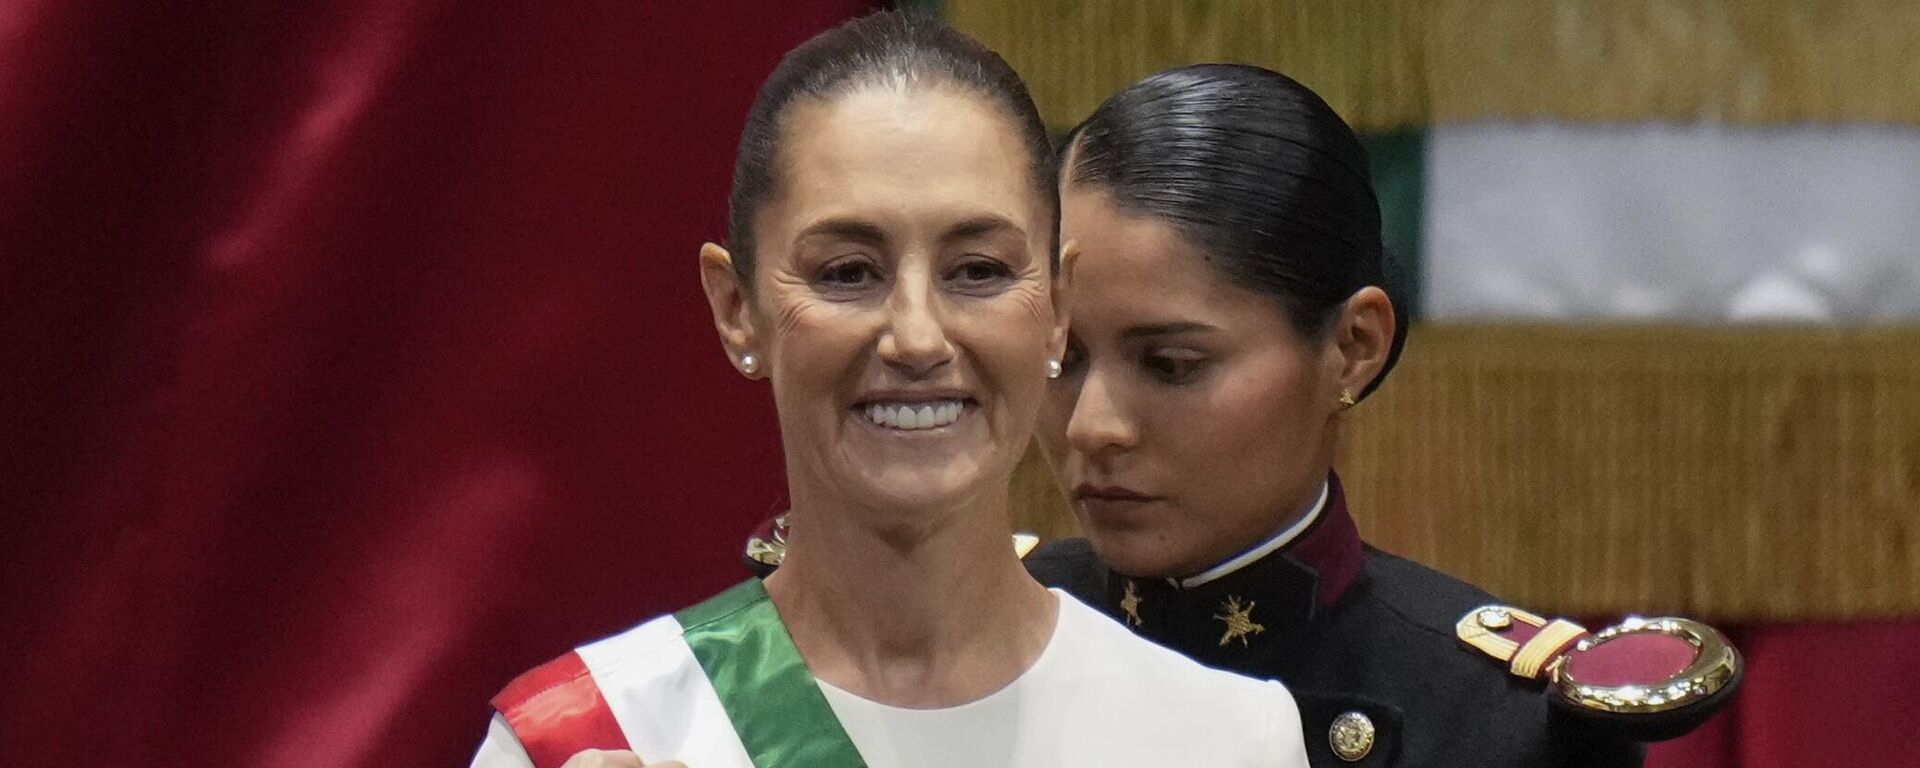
left=1511, top=619, right=1588, bottom=680
left=1119, top=579, right=1144, bottom=627
left=1456, top=603, right=1549, bottom=661
left=1552, top=616, right=1741, bottom=714
left=1214, top=595, right=1265, bottom=647
left=1457, top=605, right=1744, bottom=717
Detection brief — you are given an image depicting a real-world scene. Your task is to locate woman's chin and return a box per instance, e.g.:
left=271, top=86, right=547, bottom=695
left=839, top=465, right=990, bottom=516
left=1083, top=527, right=1193, bottom=580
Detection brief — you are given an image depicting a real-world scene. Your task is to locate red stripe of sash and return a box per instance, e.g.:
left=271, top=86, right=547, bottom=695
left=491, top=650, right=630, bottom=768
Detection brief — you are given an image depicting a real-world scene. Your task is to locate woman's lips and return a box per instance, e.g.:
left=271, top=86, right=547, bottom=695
left=1073, top=483, right=1157, bottom=502
left=1073, top=485, right=1164, bottom=525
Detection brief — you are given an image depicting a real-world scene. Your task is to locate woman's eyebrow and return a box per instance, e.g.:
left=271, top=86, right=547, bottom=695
left=795, top=217, right=888, bottom=248
left=1121, top=321, right=1215, bottom=339
left=943, top=215, right=1025, bottom=244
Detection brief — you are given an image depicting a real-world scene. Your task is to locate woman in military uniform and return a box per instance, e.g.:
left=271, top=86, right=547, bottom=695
left=1021, top=63, right=1737, bottom=768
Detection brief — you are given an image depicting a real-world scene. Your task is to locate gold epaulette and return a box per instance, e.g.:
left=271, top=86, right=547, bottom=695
left=1456, top=604, right=1742, bottom=740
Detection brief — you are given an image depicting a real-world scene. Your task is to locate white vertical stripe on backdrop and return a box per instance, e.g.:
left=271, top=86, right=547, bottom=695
left=1424, top=122, right=1920, bottom=322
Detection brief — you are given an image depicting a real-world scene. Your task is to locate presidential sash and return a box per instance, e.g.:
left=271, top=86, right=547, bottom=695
left=492, top=580, right=865, bottom=768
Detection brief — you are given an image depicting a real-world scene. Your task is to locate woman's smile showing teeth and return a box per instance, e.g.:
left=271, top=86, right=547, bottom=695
left=861, top=400, right=967, bottom=431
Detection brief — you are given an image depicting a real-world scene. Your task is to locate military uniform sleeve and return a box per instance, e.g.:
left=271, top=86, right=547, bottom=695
left=1565, top=737, right=1644, bottom=768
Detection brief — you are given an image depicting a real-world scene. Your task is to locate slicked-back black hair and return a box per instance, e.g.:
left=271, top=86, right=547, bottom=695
left=727, top=11, right=1057, bottom=280
left=1061, top=64, right=1406, bottom=398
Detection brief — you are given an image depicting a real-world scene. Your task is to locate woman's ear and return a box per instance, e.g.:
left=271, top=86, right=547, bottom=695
left=1333, top=286, right=1395, bottom=401
left=698, top=242, right=764, bottom=379
left=1047, top=240, right=1079, bottom=365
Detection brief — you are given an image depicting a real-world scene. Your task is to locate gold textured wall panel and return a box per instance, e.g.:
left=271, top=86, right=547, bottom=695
left=949, top=0, right=1920, bottom=131
left=1010, top=326, right=1920, bottom=621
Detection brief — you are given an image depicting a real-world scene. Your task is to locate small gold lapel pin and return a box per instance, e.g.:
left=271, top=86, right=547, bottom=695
left=1214, top=595, right=1265, bottom=647
left=1120, top=580, right=1145, bottom=627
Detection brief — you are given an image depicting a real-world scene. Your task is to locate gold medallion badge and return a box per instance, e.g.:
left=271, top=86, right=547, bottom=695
left=1329, top=711, right=1376, bottom=761
left=1214, top=595, right=1265, bottom=647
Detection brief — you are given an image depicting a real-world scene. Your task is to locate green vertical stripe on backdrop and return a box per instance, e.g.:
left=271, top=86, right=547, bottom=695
left=1360, top=129, right=1426, bottom=321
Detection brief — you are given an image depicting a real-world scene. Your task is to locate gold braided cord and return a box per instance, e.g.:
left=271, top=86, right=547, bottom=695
left=1008, top=325, right=1920, bottom=621
left=948, top=0, right=1920, bottom=131
left=1511, top=620, right=1589, bottom=679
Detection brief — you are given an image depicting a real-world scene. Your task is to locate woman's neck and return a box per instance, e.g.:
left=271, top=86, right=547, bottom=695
left=764, top=489, right=1056, bottom=709
left=1176, top=477, right=1331, bottom=588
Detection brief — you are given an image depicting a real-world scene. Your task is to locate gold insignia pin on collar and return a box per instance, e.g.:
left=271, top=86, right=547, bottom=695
left=1120, top=580, right=1144, bottom=627
left=1214, top=595, right=1265, bottom=647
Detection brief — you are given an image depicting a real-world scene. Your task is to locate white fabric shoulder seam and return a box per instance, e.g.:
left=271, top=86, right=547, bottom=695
left=575, top=613, right=687, bottom=677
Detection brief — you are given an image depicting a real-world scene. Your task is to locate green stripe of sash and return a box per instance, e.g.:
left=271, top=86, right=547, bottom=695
left=675, top=580, right=867, bottom=768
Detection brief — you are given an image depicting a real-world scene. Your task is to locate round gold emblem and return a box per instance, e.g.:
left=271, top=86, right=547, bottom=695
left=1328, top=710, right=1375, bottom=762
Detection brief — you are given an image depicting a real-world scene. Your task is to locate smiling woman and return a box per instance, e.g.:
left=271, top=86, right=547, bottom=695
left=467, top=13, right=1307, bottom=768
left=707, top=83, right=1057, bottom=519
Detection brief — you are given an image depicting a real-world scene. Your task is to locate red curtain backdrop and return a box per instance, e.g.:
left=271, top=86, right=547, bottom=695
left=5, top=3, right=1916, bottom=767
left=1, top=1, right=870, bottom=765
left=1647, top=619, right=1920, bottom=768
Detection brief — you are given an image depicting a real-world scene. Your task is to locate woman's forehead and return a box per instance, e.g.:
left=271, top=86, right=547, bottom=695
left=764, top=88, right=1043, bottom=234
left=1064, top=191, right=1291, bottom=333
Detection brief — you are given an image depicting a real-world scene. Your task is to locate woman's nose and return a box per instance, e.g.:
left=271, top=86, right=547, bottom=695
left=876, top=269, right=955, bottom=378
left=1066, top=367, right=1137, bottom=454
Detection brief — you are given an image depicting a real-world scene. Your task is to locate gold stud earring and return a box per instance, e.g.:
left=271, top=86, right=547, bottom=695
left=1338, top=389, right=1357, bottom=410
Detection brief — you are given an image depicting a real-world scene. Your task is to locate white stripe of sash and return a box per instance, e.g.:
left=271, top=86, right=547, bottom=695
left=576, top=615, right=757, bottom=767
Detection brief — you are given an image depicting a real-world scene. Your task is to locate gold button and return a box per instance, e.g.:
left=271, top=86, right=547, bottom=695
left=1329, top=711, right=1376, bottom=762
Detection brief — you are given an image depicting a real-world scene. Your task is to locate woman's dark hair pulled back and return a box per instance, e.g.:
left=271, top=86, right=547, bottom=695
left=1061, top=63, right=1406, bottom=397
left=726, top=11, right=1057, bottom=281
